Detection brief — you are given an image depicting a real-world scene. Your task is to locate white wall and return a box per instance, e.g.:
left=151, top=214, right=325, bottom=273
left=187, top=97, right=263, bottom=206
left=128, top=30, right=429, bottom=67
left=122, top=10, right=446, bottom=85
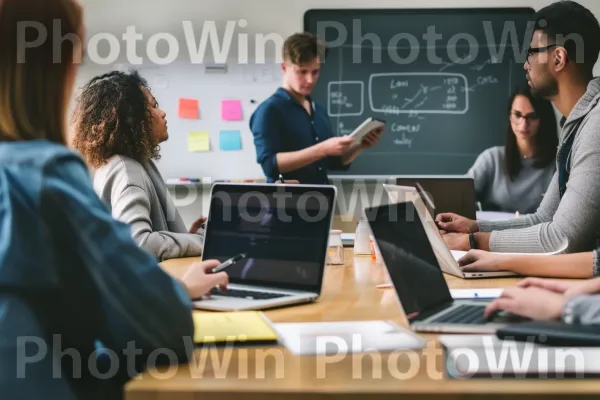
left=77, top=0, right=600, bottom=77
left=79, top=0, right=599, bottom=46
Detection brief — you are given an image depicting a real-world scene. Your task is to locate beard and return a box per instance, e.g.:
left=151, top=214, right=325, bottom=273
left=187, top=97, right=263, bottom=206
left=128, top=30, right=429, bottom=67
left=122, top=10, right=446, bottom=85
left=529, top=72, right=559, bottom=99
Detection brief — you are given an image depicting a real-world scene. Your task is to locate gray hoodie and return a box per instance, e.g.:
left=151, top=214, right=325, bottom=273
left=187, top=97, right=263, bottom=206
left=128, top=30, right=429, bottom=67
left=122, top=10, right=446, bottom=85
left=478, top=78, right=600, bottom=254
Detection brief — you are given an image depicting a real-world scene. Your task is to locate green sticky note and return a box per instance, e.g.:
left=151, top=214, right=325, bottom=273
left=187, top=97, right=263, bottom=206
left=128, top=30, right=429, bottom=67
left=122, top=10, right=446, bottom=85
left=188, top=131, right=210, bottom=152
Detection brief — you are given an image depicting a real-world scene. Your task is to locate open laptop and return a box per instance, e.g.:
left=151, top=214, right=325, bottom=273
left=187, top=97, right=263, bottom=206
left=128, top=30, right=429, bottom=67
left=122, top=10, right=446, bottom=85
left=383, top=184, right=518, bottom=279
left=415, top=182, right=435, bottom=218
left=194, top=183, right=336, bottom=311
left=395, top=176, right=477, bottom=219
left=365, top=201, right=528, bottom=333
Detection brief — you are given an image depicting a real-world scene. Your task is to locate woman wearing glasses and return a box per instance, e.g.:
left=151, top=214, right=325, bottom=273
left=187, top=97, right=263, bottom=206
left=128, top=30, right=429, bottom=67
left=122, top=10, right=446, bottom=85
left=467, top=86, right=558, bottom=214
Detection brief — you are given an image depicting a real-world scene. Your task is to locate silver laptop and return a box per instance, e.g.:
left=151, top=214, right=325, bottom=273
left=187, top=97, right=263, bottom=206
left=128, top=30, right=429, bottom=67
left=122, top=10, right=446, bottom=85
left=365, top=201, right=528, bottom=333
left=383, top=184, right=517, bottom=279
left=194, top=183, right=336, bottom=311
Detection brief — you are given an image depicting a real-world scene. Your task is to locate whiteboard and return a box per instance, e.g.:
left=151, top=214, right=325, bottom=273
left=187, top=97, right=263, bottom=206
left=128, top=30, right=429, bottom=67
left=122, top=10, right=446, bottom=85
left=132, top=61, right=282, bottom=180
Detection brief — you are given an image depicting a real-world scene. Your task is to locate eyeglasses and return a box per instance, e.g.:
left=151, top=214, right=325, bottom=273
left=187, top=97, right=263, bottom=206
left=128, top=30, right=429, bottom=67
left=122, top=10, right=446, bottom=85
left=526, top=44, right=558, bottom=65
left=510, top=111, right=540, bottom=124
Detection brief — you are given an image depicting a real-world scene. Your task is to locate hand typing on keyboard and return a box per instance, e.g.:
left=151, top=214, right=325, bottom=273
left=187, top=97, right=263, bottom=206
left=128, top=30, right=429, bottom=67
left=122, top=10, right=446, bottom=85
left=483, top=286, right=565, bottom=321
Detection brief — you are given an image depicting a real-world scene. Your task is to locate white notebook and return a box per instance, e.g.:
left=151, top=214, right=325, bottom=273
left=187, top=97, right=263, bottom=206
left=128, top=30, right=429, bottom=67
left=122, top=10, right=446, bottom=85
left=272, top=320, right=425, bottom=355
left=348, top=117, right=385, bottom=145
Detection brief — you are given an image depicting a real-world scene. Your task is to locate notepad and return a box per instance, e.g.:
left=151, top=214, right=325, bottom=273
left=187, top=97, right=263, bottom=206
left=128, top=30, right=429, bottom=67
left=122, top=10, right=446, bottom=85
left=440, top=334, right=600, bottom=378
left=347, top=117, right=385, bottom=145
left=192, top=311, right=279, bottom=345
left=273, top=320, right=425, bottom=355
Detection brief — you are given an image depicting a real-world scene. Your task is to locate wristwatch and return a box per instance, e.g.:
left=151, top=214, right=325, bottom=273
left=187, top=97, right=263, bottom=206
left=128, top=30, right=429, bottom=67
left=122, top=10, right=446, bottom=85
left=469, top=232, right=477, bottom=250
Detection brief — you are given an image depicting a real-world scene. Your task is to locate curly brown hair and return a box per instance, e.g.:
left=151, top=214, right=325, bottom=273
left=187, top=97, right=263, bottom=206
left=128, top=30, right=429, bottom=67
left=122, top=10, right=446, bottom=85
left=71, top=70, right=160, bottom=168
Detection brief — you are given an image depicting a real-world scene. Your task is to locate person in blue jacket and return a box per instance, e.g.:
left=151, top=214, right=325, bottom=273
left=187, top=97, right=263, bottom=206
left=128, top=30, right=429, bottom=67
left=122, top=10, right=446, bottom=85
left=0, top=1, right=227, bottom=398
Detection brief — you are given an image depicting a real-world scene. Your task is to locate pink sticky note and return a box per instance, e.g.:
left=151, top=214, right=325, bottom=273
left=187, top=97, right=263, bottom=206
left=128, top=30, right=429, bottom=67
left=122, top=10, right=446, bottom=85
left=221, top=100, right=243, bottom=121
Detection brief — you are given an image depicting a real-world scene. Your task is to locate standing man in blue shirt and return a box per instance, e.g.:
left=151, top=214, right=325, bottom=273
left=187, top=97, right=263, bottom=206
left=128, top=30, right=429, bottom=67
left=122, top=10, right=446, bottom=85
left=250, top=32, right=383, bottom=184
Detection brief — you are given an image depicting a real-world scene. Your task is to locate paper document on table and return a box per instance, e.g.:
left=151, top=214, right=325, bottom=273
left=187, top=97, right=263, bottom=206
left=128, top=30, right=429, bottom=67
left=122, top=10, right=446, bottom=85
left=377, top=286, right=502, bottom=299
left=273, top=320, right=425, bottom=355
left=476, top=211, right=518, bottom=221
left=449, top=289, right=503, bottom=299
left=440, top=334, right=600, bottom=378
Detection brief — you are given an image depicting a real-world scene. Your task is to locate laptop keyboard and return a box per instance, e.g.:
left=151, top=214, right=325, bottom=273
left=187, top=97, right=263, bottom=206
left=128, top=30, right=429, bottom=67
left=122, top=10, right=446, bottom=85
left=430, top=304, right=487, bottom=325
left=210, top=288, right=290, bottom=300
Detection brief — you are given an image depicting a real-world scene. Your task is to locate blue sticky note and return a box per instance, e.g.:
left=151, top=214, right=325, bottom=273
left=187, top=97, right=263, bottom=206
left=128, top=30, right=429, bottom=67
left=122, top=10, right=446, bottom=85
left=219, top=130, right=242, bottom=151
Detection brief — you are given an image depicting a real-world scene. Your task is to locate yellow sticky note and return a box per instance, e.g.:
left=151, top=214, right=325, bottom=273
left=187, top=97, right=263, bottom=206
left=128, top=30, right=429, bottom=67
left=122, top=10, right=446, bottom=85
left=188, top=131, right=210, bottom=152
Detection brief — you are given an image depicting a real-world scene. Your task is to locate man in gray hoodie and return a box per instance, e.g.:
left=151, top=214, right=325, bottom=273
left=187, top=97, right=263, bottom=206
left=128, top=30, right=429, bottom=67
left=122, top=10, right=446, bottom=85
left=439, top=0, right=600, bottom=255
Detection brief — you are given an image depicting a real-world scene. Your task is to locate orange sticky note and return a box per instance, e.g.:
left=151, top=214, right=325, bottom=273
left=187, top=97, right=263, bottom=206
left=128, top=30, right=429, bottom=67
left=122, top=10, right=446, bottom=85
left=179, top=98, right=199, bottom=119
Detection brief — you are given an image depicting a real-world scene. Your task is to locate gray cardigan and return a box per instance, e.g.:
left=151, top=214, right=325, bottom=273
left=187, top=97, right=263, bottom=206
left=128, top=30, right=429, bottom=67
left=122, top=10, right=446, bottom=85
left=93, top=155, right=204, bottom=261
left=479, top=78, right=600, bottom=254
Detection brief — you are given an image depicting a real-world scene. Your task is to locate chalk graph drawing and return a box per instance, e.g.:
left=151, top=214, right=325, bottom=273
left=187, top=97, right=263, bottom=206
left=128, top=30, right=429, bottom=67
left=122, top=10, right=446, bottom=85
left=369, top=72, right=469, bottom=115
left=327, top=81, right=364, bottom=117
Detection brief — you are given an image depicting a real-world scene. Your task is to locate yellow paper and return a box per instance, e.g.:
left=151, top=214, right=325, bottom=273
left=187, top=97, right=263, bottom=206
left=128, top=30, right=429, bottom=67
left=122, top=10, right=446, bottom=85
left=192, top=311, right=278, bottom=344
left=188, top=131, right=210, bottom=152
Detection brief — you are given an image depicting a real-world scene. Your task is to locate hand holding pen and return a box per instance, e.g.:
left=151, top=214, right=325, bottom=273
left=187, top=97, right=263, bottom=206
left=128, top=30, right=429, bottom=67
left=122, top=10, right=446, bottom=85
left=180, top=260, right=230, bottom=300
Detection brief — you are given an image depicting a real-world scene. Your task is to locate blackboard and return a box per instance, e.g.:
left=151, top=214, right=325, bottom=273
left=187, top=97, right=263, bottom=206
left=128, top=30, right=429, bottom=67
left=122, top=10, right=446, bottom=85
left=304, top=8, right=535, bottom=175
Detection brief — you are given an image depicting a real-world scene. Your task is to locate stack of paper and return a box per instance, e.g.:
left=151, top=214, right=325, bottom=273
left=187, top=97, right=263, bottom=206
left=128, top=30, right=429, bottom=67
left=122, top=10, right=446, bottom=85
left=440, top=334, right=600, bottom=378
left=272, top=320, right=425, bottom=355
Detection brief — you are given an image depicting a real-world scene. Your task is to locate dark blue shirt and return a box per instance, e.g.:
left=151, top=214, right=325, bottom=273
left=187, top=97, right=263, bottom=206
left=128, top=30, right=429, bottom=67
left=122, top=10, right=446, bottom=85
left=250, top=87, right=349, bottom=184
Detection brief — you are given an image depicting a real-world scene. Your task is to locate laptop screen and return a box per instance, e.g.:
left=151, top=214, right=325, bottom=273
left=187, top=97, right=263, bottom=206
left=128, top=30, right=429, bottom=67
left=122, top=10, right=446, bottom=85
left=366, top=202, right=453, bottom=319
left=395, top=177, right=476, bottom=219
left=415, top=182, right=436, bottom=220
left=202, top=184, right=335, bottom=293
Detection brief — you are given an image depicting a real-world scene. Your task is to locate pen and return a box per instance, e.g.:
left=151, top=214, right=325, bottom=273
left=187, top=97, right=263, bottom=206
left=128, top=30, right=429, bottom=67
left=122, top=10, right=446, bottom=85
left=278, top=174, right=285, bottom=184
left=212, top=253, right=247, bottom=273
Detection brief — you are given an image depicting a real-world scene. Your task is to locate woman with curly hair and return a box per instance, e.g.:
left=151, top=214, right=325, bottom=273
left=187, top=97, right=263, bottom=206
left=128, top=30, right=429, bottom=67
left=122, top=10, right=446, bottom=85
left=72, top=70, right=205, bottom=261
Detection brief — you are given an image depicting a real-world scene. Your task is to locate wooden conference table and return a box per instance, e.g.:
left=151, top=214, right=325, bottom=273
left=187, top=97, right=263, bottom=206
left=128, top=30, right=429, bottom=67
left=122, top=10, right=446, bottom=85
left=126, top=249, right=600, bottom=399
